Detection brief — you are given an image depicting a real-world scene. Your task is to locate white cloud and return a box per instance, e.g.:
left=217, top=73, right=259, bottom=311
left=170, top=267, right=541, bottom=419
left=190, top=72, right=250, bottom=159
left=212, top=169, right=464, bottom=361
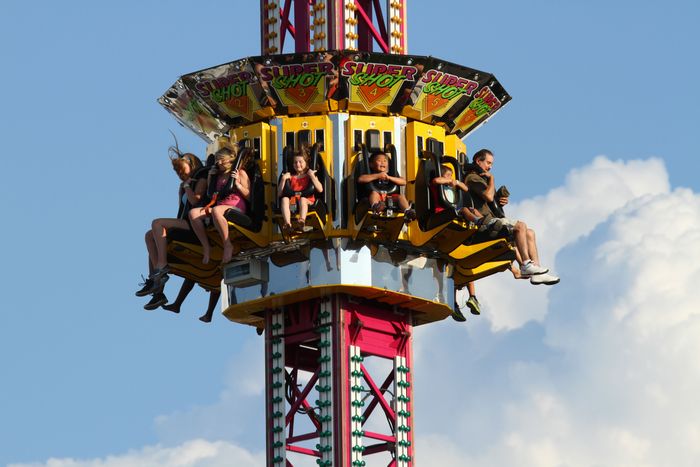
left=415, top=156, right=700, bottom=466
left=474, top=155, right=671, bottom=330
left=11, top=336, right=268, bottom=467
left=9, top=439, right=264, bottom=467
left=153, top=338, right=265, bottom=448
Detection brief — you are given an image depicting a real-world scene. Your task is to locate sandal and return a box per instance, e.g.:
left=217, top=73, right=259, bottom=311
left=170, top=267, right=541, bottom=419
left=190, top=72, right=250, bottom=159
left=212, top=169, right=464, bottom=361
left=371, top=201, right=386, bottom=215
left=282, top=223, right=294, bottom=234
left=403, top=208, right=416, bottom=223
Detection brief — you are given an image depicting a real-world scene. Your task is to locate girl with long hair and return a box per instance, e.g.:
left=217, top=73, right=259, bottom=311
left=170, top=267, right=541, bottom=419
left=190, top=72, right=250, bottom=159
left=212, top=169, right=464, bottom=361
left=189, top=145, right=252, bottom=264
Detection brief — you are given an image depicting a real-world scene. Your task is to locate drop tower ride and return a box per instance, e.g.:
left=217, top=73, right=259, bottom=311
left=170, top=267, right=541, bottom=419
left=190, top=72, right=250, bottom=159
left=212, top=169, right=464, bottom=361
left=157, top=2, right=512, bottom=465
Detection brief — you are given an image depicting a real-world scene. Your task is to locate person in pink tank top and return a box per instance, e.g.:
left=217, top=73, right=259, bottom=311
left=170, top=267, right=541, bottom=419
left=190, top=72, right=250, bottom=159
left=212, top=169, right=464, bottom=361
left=189, top=146, right=251, bottom=264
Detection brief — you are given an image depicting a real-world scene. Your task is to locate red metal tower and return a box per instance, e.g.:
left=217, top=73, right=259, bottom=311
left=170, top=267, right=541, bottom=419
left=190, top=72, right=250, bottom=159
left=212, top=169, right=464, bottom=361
left=257, top=6, right=414, bottom=465
left=259, top=8, right=413, bottom=465
left=263, top=295, right=416, bottom=466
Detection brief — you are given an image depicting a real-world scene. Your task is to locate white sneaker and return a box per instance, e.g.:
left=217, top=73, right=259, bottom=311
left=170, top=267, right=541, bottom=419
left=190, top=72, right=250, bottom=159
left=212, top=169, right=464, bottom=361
left=530, top=272, right=560, bottom=285
left=520, top=260, right=549, bottom=277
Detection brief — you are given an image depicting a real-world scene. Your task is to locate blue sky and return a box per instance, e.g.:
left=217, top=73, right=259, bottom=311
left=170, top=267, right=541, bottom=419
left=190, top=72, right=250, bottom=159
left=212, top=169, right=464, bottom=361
left=1, top=1, right=699, bottom=466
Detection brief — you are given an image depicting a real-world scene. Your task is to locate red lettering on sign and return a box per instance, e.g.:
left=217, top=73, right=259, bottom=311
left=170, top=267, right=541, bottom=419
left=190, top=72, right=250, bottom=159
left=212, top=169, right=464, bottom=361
left=342, top=61, right=418, bottom=81
left=475, top=87, right=501, bottom=111
left=261, top=62, right=334, bottom=81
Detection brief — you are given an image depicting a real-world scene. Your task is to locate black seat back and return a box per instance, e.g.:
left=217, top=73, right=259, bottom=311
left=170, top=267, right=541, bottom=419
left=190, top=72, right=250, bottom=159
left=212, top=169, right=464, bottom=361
left=310, top=142, right=329, bottom=219
left=244, top=147, right=265, bottom=231
left=356, top=144, right=401, bottom=200
left=176, top=162, right=208, bottom=220
left=222, top=144, right=264, bottom=231
left=415, top=151, right=464, bottom=230
left=414, top=150, right=434, bottom=228
left=278, top=146, right=295, bottom=199
left=435, top=155, right=463, bottom=210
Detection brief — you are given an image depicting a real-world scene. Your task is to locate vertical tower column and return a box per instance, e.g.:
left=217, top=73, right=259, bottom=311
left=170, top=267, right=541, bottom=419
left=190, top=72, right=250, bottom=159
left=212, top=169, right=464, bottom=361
left=293, top=0, right=311, bottom=52
left=266, top=308, right=287, bottom=464
left=265, top=295, right=414, bottom=466
left=388, top=0, right=407, bottom=54
left=341, top=0, right=359, bottom=51
left=312, top=1, right=329, bottom=51
left=261, top=0, right=282, bottom=54
left=260, top=0, right=408, bottom=54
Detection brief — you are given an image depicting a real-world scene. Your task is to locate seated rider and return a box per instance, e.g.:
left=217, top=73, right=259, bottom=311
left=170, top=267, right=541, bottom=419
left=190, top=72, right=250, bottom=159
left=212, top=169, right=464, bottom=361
left=466, top=149, right=559, bottom=286
left=357, top=152, right=416, bottom=220
left=430, top=163, right=483, bottom=322
left=189, top=145, right=251, bottom=264
left=431, top=163, right=484, bottom=225
left=136, top=151, right=207, bottom=309
left=278, top=145, right=323, bottom=234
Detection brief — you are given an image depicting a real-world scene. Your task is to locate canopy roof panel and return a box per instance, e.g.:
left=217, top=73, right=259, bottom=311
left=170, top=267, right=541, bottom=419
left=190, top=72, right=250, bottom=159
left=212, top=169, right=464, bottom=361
left=159, top=51, right=511, bottom=142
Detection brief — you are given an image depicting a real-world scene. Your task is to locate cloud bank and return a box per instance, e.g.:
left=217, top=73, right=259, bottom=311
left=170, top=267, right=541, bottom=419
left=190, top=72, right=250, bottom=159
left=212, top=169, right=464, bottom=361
left=17, top=156, right=700, bottom=466
left=10, top=440, right=264, bottom=467
left=415, top=156, right=700, bottom=466
left=152, top=339, right=265, bottom=448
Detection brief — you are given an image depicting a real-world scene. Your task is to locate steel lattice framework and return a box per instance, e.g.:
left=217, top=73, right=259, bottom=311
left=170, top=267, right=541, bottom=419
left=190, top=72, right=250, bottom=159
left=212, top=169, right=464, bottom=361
left=265, top=296, right=414, bottom=466
left=261, top=0, right=407, bottom=54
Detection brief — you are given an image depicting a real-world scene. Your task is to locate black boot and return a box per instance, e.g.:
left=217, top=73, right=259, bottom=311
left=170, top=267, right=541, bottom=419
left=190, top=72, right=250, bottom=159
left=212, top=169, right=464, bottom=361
left=135, top=277, right=154, bottom=297
left=144, top=293, right=167, bottom=311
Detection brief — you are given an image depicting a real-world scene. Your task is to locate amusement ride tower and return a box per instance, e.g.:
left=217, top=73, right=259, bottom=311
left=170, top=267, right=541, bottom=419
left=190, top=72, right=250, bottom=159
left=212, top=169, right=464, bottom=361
left=157, top=1, right=512, bottom=465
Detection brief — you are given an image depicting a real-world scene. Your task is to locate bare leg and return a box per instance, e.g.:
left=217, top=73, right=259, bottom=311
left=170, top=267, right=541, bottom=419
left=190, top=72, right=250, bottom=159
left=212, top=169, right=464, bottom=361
left=368, top=191, right=381, bottom=206
left=163, top=279, right=196, bottom=313
left=298, top=197, right=310, bottom=222
left=211, top=205, right=234, bottom=263
left=460, top=207, right=482, bottom=223
left=526, top=228, right=540, bottom=265
left=280, top=197, right=292, bottom=227
left=152, top=218, right=190, bottom=270
left=513, top=220, right=531, bottom=263
left=465, top=281, right=481, bottom=315
left=401, top=265, right=413, bottom=292
left=397, top=194, right=410, bottom=211
left=189, top=208, right=211, bottom=264
left=322, top=245, right=332, bottom=271
left=199, top=289, right=221, bottom=323
left=510, top=262, right=526, bottom=279
left=145, top=230, right=157, bottom=275
left=136, top=230, right=161, bottom=296
left=510, top=250, right=528, bottom=279
left=513, top=248, right=523, bottom=268
left=467, top=281, right=476, bottom=296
